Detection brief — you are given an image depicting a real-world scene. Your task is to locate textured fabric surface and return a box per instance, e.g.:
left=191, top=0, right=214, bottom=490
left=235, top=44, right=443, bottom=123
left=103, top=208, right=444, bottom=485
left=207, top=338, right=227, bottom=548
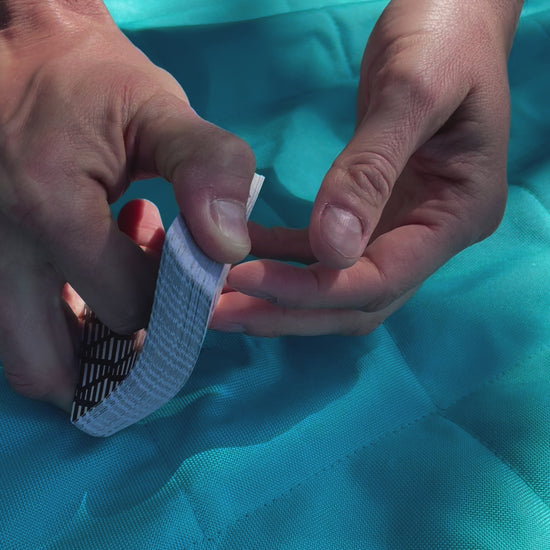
left=1, top=1, right=550, bottom=548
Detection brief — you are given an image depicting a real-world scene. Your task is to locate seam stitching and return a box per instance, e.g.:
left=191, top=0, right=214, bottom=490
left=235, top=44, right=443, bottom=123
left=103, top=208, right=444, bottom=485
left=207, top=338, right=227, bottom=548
left=213, top=341, right=550, bottom=546
left=439, top=413, right=550, bottom=513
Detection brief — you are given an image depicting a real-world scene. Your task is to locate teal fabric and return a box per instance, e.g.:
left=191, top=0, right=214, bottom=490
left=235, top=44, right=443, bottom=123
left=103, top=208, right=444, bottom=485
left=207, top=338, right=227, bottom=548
left=2, top=2, right=550, bottom=548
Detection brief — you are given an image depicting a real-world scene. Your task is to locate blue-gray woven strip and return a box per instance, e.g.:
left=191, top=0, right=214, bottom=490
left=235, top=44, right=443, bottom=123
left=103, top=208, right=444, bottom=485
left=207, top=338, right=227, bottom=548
left=73, top=174, right=264, bottom=436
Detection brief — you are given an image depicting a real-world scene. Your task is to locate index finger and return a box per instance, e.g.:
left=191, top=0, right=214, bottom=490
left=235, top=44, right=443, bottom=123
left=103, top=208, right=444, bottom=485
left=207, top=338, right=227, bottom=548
left=228, top=222, right=460, bottom=312
left=27, top=181, right=158, bottom=334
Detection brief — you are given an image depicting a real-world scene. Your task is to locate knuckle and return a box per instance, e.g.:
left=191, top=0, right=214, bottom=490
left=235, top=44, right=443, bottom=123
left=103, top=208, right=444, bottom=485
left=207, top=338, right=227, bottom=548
left=334, top=152, right=395, bottom=209
left=138, top=91, right=256, bottom=191
left=209, top=131, right=256, bottom=172
left=171, top=125, right=256, bottom=195
left=375, top=58, right=439, bottom=114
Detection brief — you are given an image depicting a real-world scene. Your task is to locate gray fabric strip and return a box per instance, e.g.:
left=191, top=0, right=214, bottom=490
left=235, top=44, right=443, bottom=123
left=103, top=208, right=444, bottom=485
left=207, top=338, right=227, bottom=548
left=72, top=174, right=264, bottom=437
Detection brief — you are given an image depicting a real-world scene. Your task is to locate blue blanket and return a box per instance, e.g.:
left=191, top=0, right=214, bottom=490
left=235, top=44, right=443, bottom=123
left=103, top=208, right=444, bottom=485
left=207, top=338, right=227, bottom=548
left=2, top=2, right=550, bottom=548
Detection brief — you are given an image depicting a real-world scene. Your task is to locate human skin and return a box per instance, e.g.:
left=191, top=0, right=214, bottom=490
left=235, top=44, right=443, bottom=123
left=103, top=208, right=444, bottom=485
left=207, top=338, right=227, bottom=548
left=0, top=0, right=256, bottom=408
left=210, top=0, right=524, bottom=336
left=0, top=0, right=523, bottom=408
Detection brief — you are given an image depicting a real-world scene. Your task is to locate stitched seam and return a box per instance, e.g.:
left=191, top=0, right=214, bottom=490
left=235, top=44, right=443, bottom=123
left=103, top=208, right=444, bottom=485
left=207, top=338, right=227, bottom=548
left=211, top=341, right=550, bottom=546
left=383, top=323, right=440, bottom=410
left=143, top=422, right=208, bottom=548
left=509, top=182, right=550, bottom=215
left=383, top=321, right=514, bottom=413
left=439, top=344, right=550, bottom=411
left=384, top=319, right=550, bottom=413
left=214, top=411, right=437, bottom=545
left=438, top=413, right=550, bottom=513
left=327, top=10, right=355, bottom=80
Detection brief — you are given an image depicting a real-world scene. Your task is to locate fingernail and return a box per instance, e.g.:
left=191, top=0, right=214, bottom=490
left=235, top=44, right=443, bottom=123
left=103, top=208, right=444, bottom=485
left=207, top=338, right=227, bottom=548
left=321, top=206, right=365, bottom=259
left=210, top=199, right=249, bottom=248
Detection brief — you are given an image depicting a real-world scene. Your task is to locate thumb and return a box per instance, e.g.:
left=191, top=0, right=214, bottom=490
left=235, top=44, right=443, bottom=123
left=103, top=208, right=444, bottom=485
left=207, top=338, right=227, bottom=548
left=128, top=94, right=256, bottom=264
left=310, top=76, right=464, bottom=269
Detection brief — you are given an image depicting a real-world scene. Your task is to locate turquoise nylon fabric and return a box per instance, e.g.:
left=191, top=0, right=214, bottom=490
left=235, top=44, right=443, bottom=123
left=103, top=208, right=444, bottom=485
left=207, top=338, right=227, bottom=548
left=1, top=2, right=550, bottom=548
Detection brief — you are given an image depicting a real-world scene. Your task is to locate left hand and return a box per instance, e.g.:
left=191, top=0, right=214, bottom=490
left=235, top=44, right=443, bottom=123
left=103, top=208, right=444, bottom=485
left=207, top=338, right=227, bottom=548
left=209, top=0, right=523, bottom=337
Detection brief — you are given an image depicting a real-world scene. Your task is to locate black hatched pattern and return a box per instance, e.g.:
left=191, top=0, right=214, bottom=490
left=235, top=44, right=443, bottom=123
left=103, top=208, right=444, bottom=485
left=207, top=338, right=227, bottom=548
left=71, top=308, right=141, bottom=422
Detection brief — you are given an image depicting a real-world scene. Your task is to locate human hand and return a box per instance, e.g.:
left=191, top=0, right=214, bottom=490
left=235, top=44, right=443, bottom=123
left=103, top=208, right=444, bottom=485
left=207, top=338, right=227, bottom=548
left=0, top=1, right=255, bottom=408
left=211, top=0, right=523, bottom=337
